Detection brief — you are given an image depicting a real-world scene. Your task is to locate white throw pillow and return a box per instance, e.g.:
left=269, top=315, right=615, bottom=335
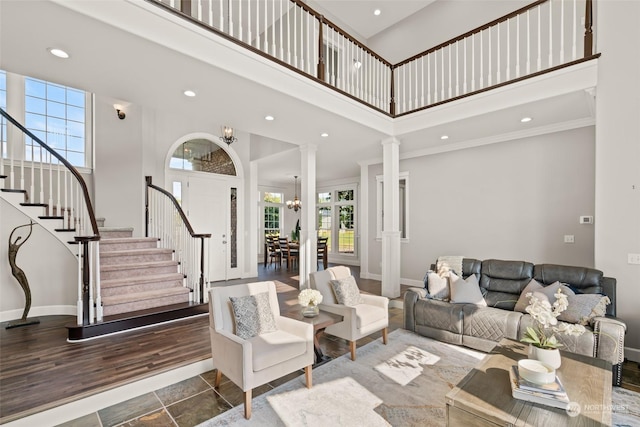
left=449, top=273, right=487, bottom=306
left=514, top=279, right=575, bottom=313
left=229, top=291, right=277, bottom=339
left=426, top=271, right=450, bottom=301
left=330, top=275, right=364, bottom=307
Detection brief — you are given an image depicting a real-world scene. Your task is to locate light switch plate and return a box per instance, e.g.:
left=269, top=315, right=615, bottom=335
left=628, top=254, right=640, bottom=265
left=564, top=235, right=575, bottom=243
left=579, top=216, right=593, bottom=224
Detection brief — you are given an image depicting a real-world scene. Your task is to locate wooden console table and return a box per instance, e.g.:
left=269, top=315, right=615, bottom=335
left=446, top=339, right=612, bottom=426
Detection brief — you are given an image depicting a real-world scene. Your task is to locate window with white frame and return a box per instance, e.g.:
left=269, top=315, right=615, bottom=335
left=262, top=191, right=283, bottom=236
left=376, top=172, right=409, bottom=240
left=0, top=71, right=92, bottom=168
left=317, top=186, right=357, bottom=256
left=24, top=77, right=87, bottom=167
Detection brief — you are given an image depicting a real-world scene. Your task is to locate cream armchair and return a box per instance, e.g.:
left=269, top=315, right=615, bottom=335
left=208, top=281, right=314, bottom=419
left=309, top=266, right=389, bottom=360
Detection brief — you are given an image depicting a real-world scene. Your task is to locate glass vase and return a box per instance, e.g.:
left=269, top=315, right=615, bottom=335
left=302, top=304, right=319, bottom=318
left=528, top=345, right=562, bottom=369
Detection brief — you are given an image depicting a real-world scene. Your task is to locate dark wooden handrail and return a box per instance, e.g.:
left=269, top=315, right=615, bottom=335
left=394, top=0, right=549, bottom=68
left=145, top=176, right=211, bottom=239
left=0, top=108, right=100, bottom=240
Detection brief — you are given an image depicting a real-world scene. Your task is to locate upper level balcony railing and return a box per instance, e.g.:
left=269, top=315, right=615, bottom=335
left=148, top=0, right=596, bottom=117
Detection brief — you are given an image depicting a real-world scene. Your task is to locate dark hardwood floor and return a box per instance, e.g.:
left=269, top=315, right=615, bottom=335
left=0, top=264, right=395, bottom=424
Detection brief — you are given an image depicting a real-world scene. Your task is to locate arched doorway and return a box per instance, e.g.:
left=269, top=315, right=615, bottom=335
left=166, top=135, right=243, bottom=282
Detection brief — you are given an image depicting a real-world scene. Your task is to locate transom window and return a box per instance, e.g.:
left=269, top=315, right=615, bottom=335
left=170, top=138, right=236, bottom=176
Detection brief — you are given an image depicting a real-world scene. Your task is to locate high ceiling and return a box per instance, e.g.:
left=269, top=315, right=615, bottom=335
left=0, top=0, right=595, bottom=187
left=308, top=0, right=436, bottom=40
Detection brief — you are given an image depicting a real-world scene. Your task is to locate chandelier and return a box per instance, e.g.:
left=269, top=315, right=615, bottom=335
left=220, top=126, right=237, bottom=145
left=286, top=175, right=302, bottom=211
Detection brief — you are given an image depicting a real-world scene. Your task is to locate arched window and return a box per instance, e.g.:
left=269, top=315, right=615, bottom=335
left=169, top=138, right=236, bottom=176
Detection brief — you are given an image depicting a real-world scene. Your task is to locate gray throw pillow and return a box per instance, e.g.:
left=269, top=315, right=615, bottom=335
left=514, top=279, right=575, bottom=313
left=449, top=273, right=487, bottom=306
left=330, top=275, right=364, bottom=307
left=426, top=271, right=450, bottom=301
left=229, top=291, right=277, bottom=339
left=557, top=294, right=610, bottom=325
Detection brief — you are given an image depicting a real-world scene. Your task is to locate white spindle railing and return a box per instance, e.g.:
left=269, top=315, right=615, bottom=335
left=0, top=108, right=101, bottom=326
left=394, top=0, right=593, bottom=115
left=151, top=0, right=594, bottom=116
left=146, top=179, right=210, bottom=303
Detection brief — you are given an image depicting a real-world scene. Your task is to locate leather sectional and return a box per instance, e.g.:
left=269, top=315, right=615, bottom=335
left=403, top=258, right=627, bottom=385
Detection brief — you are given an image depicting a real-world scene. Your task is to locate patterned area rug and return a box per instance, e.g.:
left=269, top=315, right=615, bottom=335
left=198, top=329, right=640, bottom=426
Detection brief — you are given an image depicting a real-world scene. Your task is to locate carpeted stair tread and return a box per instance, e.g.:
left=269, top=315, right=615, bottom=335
left=101, top=272, right=184, bottom=288
left=101, top=287, right=190, bottom=305
left=100, top=260, right=178, bottom=272
left=101, top=248, right=173, bottom=257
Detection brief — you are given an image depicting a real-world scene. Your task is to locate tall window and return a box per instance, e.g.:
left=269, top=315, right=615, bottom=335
left=317, top=186, right=357, bottom=256
left=24, top=77, right=86, bottom=166
left=263, top=191, right=283, bottom=236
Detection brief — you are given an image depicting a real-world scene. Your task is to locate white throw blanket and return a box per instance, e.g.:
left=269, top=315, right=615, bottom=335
left=436, top=255, right=464, bottom=276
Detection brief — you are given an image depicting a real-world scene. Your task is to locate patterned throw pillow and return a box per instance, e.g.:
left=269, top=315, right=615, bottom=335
left=557, top=294, right=610, bottom=325
left=229, top=291, right=277, bottom=339
left=425, top=271, right=450, bottom=301
left=514, top=279, right=575, bottom=313
left=449, top=273, right=487, bottom=306
left=330, top=275, right=364, bottom=307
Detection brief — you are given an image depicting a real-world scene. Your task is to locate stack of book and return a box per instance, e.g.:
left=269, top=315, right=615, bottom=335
left=509, top=365, right=570, bottom=410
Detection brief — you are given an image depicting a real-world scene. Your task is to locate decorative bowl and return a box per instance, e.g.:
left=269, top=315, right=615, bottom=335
left=518, top=359, right=556, bottom=384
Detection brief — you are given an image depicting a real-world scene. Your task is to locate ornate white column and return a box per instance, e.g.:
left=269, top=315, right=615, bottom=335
left=299, top=144, right=317, bottom=289
left=382, top=137, right=401, bottom=298
left=358, top=161, right=369, bottom=278
left=247, top=160, right=259, bottom=278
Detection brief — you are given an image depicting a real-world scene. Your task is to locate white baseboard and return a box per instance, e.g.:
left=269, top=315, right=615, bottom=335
left=0, top=305, right=76, bottom=322
left=625, top=346, right=640, bottom=363
left=2, top=358, right=214, bottom=427
left=358, top=272, right=422, bottom=288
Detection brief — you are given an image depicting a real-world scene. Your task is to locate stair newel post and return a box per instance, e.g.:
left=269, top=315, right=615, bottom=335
left=82, top=239, right=91, bottom=325
left=95, top=241, right=103, bottom=321
left=584, top=0, right=593, bottom=57
left=390, top=67, right=396, bottom=116
left=199, top=236, right=206, bottom=303
left=145, top=176, right=152, bottom=238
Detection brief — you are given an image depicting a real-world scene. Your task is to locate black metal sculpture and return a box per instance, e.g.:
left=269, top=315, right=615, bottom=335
left=6, top=221, right=39, bottom=328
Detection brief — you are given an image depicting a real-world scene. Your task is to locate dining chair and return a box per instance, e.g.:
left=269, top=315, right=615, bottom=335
left=317, top=237, right=329, bottom=270
left=278, top=237, right=299, bottom=270
left=265, top=236, right=281, bottom=268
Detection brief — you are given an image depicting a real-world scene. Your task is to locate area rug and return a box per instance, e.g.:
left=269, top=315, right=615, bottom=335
left=197, top=329, right=640, bottom=426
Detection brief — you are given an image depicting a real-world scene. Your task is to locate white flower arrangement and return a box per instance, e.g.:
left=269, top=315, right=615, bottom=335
left=521, top=289, right=586, bottom=349
left=298, top=288, right=323, bottom=307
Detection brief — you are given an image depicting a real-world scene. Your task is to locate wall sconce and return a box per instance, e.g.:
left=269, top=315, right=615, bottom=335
left=286, top=175, right=302, bottom=212
left=220, top=126, right=237, bottom=145
left=113, top=104, right=126, bottom=120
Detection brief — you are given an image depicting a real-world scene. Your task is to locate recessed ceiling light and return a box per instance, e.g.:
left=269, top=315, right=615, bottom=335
left=440, top=135, right=449, bottom=140
left=374, top=9, right=381, bottom=16
left=48, top=48, right=69, bottom=59
left=183, top=90, right=196, bottom=97
left=265, top=115, right=275, bottom=121
left=321, top=133, right=329, bottom=138
left=521, top=117, right=532, bottom=123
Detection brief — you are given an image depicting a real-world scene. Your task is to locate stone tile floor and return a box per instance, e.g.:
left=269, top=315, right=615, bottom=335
left=58, top=308, right=405, bottom=427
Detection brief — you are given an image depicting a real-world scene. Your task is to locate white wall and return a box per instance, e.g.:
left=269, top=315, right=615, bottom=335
left=594, top=0, right=640, bottom=358
left=367, top=126, right=596, bottom=282
left=369, top=0, right=530, bottom=64
left=0, top=203, right=77, bottom=320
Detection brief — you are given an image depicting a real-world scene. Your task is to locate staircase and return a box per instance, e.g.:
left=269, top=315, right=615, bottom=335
left=1, top=108, right=209, bottom=341
left=99, top=228, right=190, bottom=316
left=67, top=225, right=208, bottom=341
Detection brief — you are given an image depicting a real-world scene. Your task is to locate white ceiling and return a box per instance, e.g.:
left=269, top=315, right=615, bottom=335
left=307, top=0, right=436, bottom=40
left=0, top=0, right=595, bottom=187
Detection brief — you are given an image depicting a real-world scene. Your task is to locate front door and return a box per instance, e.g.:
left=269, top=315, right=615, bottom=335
left=169, top=173, right=239, bottom=282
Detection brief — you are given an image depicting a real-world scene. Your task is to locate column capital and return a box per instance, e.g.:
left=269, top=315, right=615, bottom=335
left=300, top=143, right=318, bottom=154
left=381, top=137, right=401, bottom=147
